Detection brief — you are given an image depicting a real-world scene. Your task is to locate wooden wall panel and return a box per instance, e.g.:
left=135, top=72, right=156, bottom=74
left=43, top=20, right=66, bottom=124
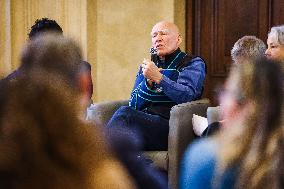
left=186, top=0, right=276, bottom=105
left=270, top=0, right=284, bottom=26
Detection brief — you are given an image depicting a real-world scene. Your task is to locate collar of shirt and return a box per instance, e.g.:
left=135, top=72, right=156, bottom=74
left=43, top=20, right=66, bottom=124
left=157, top=48, right=181, bottom=69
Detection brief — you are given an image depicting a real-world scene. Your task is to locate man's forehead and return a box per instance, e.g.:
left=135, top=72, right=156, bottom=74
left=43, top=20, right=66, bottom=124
left=151, top=22, right=178, bottom=34
left=151, top=28, right=170, bottom=35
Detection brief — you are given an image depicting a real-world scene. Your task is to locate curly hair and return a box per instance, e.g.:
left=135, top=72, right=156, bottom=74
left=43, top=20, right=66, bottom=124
left=28, top=18, right=63, bottom=39
left=231, top=36, right=266, bottom=63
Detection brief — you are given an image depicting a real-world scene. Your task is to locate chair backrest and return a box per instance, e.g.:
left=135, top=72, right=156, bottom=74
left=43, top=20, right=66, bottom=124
left=168, top=99, right=210, bottom=189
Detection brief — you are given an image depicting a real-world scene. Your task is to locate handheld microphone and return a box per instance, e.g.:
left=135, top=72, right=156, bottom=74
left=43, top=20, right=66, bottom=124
left=149, top=47, right=157, bottom=54
left=149, top=47, right=158, bottom=65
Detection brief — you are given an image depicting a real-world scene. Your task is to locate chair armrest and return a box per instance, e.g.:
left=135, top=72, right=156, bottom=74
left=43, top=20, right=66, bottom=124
left=87, top=100, right=128, bottom=126
left=168, top=98, right=210, bottom=189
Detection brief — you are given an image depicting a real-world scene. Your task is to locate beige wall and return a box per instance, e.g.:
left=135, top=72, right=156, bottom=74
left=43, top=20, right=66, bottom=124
left=0, top=0, right=185, bottom=102
left=0, top=0, right=90, bottom=75
left=0, top=0, right=11, bottom=77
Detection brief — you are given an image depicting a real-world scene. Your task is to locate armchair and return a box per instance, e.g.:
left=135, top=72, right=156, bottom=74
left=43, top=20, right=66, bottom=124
left=87, top=99, right=210, bottom=189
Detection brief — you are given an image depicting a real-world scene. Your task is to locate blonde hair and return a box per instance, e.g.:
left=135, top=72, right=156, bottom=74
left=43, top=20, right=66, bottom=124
left=215, top=59, right=284, bottom=189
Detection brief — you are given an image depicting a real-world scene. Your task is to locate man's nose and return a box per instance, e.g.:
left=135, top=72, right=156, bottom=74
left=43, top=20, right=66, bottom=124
left=155, top=34, right=162, bottom=41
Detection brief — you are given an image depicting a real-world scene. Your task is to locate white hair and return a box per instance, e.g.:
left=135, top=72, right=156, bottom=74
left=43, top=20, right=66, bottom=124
left=231, top=36, right=266, bottom=63
left=268, top=25, right=284, bottom=45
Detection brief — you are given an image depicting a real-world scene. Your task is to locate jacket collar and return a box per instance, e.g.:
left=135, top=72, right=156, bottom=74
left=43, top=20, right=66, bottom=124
left=159, top=48, right=182, bottom=67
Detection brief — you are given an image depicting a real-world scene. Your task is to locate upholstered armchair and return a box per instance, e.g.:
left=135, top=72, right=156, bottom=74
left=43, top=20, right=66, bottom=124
left=87, top=99, right=210, bottom=189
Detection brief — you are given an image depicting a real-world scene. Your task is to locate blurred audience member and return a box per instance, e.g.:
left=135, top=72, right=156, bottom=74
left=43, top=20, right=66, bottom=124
left=0, top=34, right=135, bottom=189
left=180, top=58, right=284, bottom=189
left=20, top=33, right=90, bottom=114
left=231, top=35, right=266, bottom=64
left=1, top=18, right=63, bottom=83
left=1, top=18, right=94, bottom=109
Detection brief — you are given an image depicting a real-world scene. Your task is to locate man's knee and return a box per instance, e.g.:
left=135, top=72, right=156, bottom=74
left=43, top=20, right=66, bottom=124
left=115, top=106, right=134, bottom=116
left=108, top=106, right=134, bottom=127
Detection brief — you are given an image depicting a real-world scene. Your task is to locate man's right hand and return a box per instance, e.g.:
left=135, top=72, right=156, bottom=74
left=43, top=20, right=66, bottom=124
left=141, top=59, right=163, bottom=84
left=146, top=79, right=154, bottom=88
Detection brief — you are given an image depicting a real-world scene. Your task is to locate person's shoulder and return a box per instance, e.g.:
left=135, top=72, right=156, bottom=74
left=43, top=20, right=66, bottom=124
left=180, top=138, right=218, bottom=189
left=177, top=53, right=206, bottom=72
left=190, top=56, right=206, bottom=66
left=3, top=69, right=21, bottom=82
left=180, top=51, right=205, bottom=63
left=183, top=138, right=217, bottom=164
left=180, top=52, right=206, bottom=67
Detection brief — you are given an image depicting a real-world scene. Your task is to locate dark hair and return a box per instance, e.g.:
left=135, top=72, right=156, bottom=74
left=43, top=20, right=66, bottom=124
left=28, top=18, right=63, bottom=39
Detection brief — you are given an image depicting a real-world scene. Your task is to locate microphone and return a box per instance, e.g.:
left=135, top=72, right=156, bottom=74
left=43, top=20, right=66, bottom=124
left=149, top=47, right=157, bottom=54
left=148, top=47, right=161, bottom=90
left=149, top=47, right=158, bottom=65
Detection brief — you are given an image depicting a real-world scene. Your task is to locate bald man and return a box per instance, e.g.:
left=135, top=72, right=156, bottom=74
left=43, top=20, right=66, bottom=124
left=107, top=21, right=206, bottom=150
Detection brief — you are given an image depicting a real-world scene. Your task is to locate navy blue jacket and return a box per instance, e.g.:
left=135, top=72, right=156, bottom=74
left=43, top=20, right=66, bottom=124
left=129, top=48, right=206, bottom=119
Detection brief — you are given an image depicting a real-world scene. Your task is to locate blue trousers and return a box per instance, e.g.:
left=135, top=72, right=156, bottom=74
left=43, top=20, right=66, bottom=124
left=107, top=106, right=169, bottom=151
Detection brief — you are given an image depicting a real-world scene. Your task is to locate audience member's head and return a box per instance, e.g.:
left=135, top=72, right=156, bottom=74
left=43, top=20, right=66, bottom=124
left=28, top=18, right=63, bottom=40
left=217, top=58, right=283, bottom=189
left=28, top=19, right=93, bottom=107
left=265, top=25, right=284, bottom=64
left=21, top=33, right=93, bottom=110
left=231, top=36, right=266, bottom=64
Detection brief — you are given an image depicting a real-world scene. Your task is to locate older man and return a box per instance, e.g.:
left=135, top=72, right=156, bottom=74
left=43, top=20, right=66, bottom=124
left=108, top=21, right=206, bottom=150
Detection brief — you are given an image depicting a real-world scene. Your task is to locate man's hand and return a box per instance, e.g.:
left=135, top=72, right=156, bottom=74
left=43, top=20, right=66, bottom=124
left=146, top=79, right=154, bottom=88
left=141, top=58, right=163, bottom=84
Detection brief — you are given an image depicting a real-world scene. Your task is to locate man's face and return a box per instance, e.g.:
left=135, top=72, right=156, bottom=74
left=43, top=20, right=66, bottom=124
left=151, top=22, right=181, bottom=58
left=265, top=33, right=284, bottom=62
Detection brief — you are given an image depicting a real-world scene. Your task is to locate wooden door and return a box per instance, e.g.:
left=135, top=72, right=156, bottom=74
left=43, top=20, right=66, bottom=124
left=186, top=0, right=284, bottom=105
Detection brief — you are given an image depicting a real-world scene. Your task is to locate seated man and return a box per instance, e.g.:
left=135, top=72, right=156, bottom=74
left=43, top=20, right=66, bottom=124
left=107, top=21, right=206, bottom=150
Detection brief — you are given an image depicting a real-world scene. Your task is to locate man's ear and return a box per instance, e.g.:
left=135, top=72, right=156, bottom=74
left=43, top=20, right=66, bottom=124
left=77, top=71, right=93, bottom=99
